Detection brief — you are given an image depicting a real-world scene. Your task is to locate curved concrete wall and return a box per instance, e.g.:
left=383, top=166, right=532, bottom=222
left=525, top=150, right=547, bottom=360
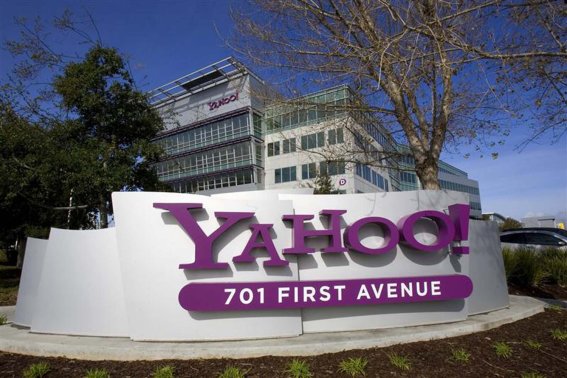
left=14, top=237, right=48, bottom=327
left=15, top=190, right=509, bottom=341
left=30, top=228, right=129, bottom=337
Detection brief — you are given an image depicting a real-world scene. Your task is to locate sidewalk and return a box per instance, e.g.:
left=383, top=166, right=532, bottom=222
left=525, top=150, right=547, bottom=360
left=0, top=296, right=547, bottom=361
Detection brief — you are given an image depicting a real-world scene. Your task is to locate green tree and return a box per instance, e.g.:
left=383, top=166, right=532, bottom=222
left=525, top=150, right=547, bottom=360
left=313, top=172, right=339, bottom=194
left=1, top=12, right=166, bottom=247
left=52, top=46, right=165, bottom=227
left=0, top=103, right=84, bottom=264
left=501, top=217, right=523, bottom=231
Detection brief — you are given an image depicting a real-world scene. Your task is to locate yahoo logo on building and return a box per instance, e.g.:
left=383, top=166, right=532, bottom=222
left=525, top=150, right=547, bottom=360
left=208, top=92, right=239, bottom=111
left=153, top=203, right=470, bottom=271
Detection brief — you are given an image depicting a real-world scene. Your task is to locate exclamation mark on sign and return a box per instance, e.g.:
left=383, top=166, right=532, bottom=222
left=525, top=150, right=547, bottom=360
left=448, top=204, right=470, bottom=254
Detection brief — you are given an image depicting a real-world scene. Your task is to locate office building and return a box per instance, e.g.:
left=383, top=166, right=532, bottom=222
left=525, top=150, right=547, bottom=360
left=149, top=58, right=482, bottom=217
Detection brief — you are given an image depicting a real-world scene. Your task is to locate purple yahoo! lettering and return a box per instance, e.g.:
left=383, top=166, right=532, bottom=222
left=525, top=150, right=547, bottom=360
left=397, top=210, right=455, bottom=252
left=233, top=224, right=289, bottom=267
left=282, top=210, right=347, bottom=254
left=208, top=92, right=239, bottom=111
left=448, top=204, right=470, bottom=254
left=344, top=216, right=399, bottom=254
left=153, top=203, right=254, bottom=270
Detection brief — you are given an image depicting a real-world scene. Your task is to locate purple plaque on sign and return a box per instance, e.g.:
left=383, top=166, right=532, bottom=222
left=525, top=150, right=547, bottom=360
left=179, top=275, right=473, bottom=312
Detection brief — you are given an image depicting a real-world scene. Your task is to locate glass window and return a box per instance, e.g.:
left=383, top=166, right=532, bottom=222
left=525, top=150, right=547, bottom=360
left=308, top=107, right=316, bottom=121
left=525, top=233, right=565, bottom=246
left=328, top=129, right=336, bottom=145
left=282, top=113, right=291, bottom=128
left=320, top=161, right=328, bottom=175
left=501, top=233, right=526, bottom=244
left=290, top=138, right=296, bottom=152
left=302, top=163, right=317, bottom=179
left=317, top=132, right=325, bottom=147
left=308, top=134, right=317, bottom=149
left=298, top=109, right=307, bottom=124
left=276, top=166, right=296, bottom=183
left=337, top=128, right=344, bottom=143
left=283, top=138, right=295, bottom=154
left=301, top=135, right=308, bottom=150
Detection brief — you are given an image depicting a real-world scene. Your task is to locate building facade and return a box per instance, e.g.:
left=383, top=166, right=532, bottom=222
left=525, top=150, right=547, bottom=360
left=150, top=58, right=267, bottom=194
left=149, top=58, right=482, bottom=217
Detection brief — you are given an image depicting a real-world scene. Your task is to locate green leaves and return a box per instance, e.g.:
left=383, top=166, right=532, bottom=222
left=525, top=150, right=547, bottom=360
left=1, top=44, right=165, bottom=234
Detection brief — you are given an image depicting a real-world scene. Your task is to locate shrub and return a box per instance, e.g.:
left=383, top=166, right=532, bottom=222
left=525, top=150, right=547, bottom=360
left=524, top=339, right=542, bottom=350
left=521, top=372, right=546, bottom=378
left=286, top=359, right=312, bottom=378
left=493, top=342, right=513, bottom=358
left=544, top=256, right=567, bottom=286
left=85, top=369, right=110, bottom=378
left=513, top=248, right=546, bottom=287
left=218, top=366, right=247, bottom=378
left=338, top=357, right=367, bottom=377
left=550, top=329, right=567, bottom=341
left=0, top=313, right=7, bottom=325
left=22, top=362, right=50, bottom=378
left=153, top=365, right=175, bottom=378
left=503, top=246, right=567, bottom=287
left=450, top=348, right=471, bottom=363
left=502, top=248, right=518, bottom=281
left=387, top=353, right=411, bottom=371
left=503, top=247, right=547, bottom=287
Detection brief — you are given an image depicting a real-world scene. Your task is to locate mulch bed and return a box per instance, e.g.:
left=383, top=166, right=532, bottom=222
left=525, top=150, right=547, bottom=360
left=0, top=308, right=566, bottom=377
left=508, top=282, right=567, bottom=300
left=1, top=264, right=565, bottom=377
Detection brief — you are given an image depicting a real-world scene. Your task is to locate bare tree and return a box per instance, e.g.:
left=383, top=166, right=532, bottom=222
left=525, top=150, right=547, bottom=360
left=231, top=0, right=566, bottom=189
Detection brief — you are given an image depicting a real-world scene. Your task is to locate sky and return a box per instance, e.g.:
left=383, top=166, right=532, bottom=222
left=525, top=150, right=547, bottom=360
left=1, top=0, right=566, bottom=222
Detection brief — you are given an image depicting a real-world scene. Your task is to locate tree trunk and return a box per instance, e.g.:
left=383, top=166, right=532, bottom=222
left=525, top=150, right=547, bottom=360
left=99, top=195, right=108, bottom=229
left=16, top=235, right=27, bottom=269
left=415, top=155, right=441, bottom=190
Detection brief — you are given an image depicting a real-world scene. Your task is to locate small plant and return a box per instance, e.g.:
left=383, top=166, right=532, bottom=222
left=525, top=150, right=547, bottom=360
left=521, top=372, right=546, bottom=378
left=0, top=313, right=7, bottom=325
left=85, top=369, right=110, bottom=378
left=218, top=366, right=247, bottom=378
left=22, top=362, right=50, bottom=378
left=525, top=339, right=542, bottom=350
left=387, top=353, right=411, bottom=371
left=338, top=357, right=367, bottom=377
left=493, top=341, right=513, bottom=358
left=550, top=328, right=567, bottom=341
left=153, top=365, right=175, bottom=378
left=286, top=359, right=312, bottom=378
left=450, top=348, right=471, bottom=363
left=547, top=304, right=564, bottom=312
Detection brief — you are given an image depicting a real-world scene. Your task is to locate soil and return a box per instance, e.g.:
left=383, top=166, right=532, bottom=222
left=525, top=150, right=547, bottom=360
left=0, top=308, right=565, bottom=377
left=1, top=264, right=566, bottom=377
left=508, top=282, right=567, bottom=301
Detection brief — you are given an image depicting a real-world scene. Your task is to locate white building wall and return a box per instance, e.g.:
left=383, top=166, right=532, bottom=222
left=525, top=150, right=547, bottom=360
left=438, top=171, right=481, bottom=217
left=155, top=74, right=255, bottom=130
left=263, top=116, right=391, bottom=194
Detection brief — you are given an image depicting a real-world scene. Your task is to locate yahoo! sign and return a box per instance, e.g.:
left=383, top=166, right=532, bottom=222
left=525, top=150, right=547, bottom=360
left=153, top=202, right=473, bottom=312
left=208, top=92, right=239, bottom=111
